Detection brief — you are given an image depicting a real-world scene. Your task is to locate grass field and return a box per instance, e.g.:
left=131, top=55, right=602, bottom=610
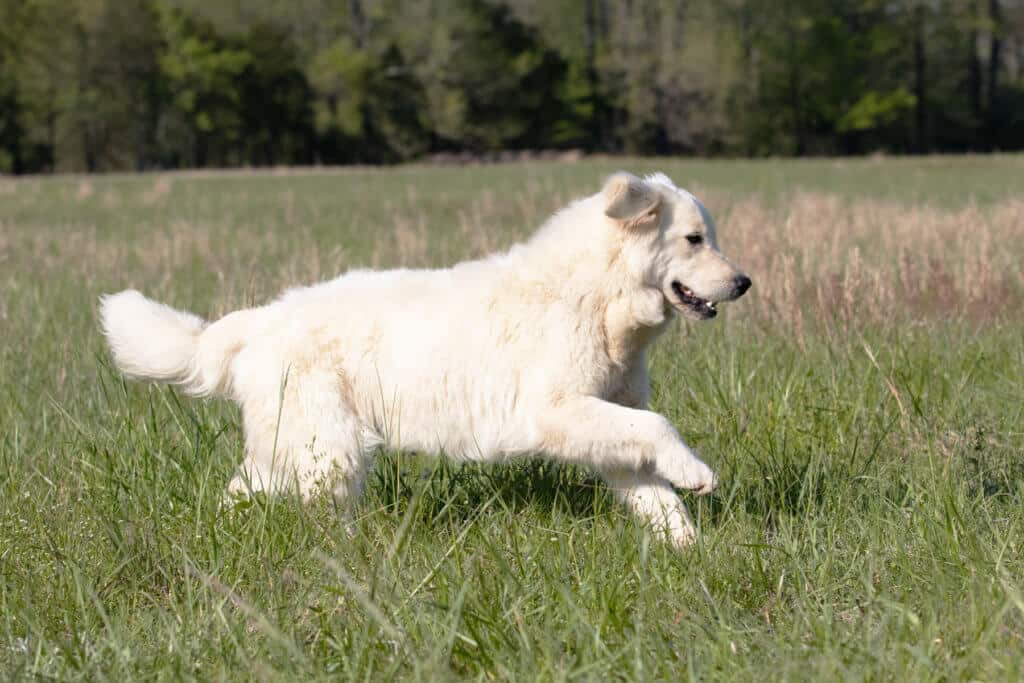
left=2, top=156, right=1024, bottom=681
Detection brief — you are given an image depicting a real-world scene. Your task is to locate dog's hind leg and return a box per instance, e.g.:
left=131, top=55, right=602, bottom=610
left=601, top=468, right=698, bottom=548
left=227, top=368, right=373, bottom=511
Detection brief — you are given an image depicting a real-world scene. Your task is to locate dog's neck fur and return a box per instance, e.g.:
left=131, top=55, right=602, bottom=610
left=510, top=195, right=674, bottom=367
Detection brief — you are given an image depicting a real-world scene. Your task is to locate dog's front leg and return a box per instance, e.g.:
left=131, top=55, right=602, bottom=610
left=601, top=468, right=698, bottom=548
left=537, top=396, right=718, bottom=494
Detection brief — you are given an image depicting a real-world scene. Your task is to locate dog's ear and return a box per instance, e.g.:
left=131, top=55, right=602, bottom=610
left=602, top=172, right=661, bottom=227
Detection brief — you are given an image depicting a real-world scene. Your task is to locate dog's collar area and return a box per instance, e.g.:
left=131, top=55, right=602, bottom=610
left=670, top=281, right=717, bottom=319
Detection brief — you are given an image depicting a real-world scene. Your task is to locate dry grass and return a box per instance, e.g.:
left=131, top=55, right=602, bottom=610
left=9, top=181, right=1020, bottom=339
left=721, top=193, right=1024, bottom=331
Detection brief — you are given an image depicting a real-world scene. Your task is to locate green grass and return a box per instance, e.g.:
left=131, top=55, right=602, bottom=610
left=2, top=158, right=1023, bottom=681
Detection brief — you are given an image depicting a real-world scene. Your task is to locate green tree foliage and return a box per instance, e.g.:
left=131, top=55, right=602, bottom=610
left=308, top=38, right=427, bottom=162
left=157, top=5, right=252, bottom=167
left=423, top=0, right=573, bottom=150
left=0, top=0, right=1022, bottom=173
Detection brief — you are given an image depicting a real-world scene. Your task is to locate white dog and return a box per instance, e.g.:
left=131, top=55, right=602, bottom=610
left=101, top=172, right=750, bottom=547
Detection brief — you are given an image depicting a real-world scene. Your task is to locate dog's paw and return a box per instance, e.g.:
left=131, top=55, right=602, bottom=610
left=660, top=455, right=718, bottom=495
left=669, top=524, right=698, bottom=548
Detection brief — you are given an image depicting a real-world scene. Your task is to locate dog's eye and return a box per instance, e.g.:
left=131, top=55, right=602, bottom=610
left=686, top=234, right=704, bottom=245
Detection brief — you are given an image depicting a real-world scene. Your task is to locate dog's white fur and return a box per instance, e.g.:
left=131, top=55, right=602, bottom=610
left=101, top=172, right=750, bottom=547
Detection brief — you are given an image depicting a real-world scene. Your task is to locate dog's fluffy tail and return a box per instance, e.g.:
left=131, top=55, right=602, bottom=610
left=99, top=290, right=248, bottom=397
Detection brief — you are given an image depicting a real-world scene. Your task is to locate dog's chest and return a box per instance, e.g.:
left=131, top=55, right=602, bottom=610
left=598, top=354, right=651, bottom=409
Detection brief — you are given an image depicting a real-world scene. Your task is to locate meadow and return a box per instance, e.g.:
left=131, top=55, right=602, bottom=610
left=1, top=156, right=1023, bottom=681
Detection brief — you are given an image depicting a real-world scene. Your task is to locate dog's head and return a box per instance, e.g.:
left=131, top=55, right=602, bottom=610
left=603, top=172, right=751, bottom=321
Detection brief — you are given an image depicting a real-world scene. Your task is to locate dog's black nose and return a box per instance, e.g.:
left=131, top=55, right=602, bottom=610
left=733, top=275, right=752, bottom=298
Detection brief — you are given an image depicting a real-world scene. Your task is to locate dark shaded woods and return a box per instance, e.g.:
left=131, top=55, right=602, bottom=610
left=1, top=0, right=1021, bottom=173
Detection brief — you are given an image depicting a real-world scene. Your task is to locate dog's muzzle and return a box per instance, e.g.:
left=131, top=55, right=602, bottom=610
left=671, top=281, right=718, bottom=319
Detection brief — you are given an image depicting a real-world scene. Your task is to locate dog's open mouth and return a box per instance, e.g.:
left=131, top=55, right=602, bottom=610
left=671, top=281, right=717, bottom=319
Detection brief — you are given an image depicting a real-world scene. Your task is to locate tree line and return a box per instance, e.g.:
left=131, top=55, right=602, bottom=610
left=1, top=0, right=1022, bottom=173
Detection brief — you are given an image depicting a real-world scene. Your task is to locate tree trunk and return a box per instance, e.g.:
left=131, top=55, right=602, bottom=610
left=350, top=0, right=366, bottom=49
left=967, top=0, right=983, bottom=134
left=913, top=4, right=928, bottom=153
left=986, top=0, right=1003, bottom=149
left=788, top=25, right=804, bottom=155
left=583, top=0, right=598, bottom=143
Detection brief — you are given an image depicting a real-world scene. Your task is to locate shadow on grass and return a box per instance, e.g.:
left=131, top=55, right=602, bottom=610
left=693, top=446, right=890, bottom=537
left=370, top=454, right=609, bottom=526
left=371, top=447, right=883, bottom=539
